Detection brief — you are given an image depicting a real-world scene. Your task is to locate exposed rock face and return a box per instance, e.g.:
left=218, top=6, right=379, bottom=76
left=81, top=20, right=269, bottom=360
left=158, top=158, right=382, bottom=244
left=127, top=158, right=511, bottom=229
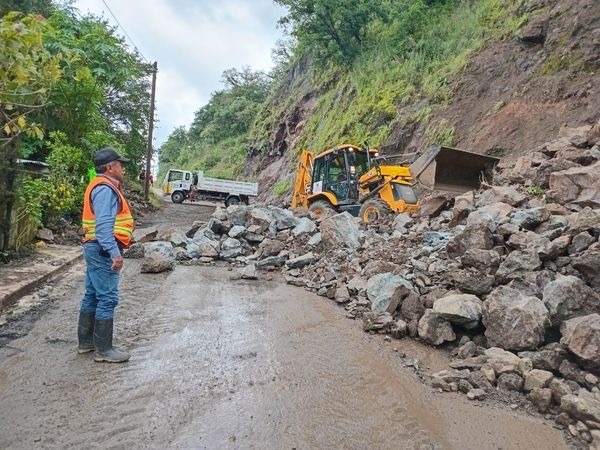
left=483, top=286, right=550, bottom=351
left=560, top=314, right=600, bottom=372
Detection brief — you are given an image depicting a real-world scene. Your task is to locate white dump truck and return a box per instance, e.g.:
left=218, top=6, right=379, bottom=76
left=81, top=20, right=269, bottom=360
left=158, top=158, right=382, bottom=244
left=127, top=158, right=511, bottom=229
left=162, top=169, right=258, bottom=206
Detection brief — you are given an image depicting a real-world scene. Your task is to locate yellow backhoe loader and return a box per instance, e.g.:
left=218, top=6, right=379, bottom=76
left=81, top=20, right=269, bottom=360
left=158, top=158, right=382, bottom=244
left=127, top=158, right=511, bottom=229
left=291, top=143, right=499, bottom=223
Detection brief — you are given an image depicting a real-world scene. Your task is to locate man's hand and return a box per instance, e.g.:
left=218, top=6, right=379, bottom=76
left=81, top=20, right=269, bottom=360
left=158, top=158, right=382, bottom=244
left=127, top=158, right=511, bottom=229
left=111, top=255, right=124, bottom=271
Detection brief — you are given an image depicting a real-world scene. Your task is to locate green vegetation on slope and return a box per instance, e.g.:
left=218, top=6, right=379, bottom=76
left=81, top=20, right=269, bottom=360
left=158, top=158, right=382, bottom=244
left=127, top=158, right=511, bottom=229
left=161, top=0, right=529, bottom=186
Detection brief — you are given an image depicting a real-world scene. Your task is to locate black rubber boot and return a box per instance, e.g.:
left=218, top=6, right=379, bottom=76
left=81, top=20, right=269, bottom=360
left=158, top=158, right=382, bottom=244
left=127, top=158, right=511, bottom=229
left=93, top=318, right=130, bottom=363
left=77, top=311, right=95, bottom=354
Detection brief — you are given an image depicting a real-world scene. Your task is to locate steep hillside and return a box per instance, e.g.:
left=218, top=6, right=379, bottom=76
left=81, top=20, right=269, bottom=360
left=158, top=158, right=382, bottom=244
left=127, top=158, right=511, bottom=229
left=250, top=0, right=599, bottom=205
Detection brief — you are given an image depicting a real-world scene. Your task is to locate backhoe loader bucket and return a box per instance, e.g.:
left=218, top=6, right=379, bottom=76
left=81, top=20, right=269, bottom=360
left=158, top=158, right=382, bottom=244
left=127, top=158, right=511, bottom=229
left=409, top=146, right=499, bottom=193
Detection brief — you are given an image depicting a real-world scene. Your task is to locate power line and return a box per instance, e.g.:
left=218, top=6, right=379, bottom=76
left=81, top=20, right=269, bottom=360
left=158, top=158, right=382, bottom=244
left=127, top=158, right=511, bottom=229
left=101, top=0, right=148, bottom=62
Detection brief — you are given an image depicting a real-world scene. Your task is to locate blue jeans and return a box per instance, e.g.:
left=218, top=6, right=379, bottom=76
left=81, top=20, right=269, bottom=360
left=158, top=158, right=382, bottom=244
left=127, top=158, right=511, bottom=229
left=80, top=241, right=120, bottom=320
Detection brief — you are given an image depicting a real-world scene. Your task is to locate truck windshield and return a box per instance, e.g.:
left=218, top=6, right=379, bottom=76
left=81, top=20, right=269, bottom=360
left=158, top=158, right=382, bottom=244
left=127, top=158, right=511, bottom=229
left=168, top=170, right=183, bottom=182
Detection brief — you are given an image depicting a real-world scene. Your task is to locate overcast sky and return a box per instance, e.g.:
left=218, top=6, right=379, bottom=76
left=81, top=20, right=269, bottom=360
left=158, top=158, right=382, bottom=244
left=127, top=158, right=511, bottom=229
left=74, top=0, right=287, bottom=147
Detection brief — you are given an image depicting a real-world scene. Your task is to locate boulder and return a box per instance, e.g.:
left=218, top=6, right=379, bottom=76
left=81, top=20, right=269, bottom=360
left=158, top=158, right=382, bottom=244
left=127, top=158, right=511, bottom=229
left=417, top=309, right=456, bottom=345
left=157, top=227, right=188, bottom=248
left=237, top=263, right=258, bottom=280
left=477, top=186, right=526, bottom=207
left=566, top=208, right=600, bottom=236
left=518, top=343, right=568, bottom=372
left=452, top=191, right=476, bottom=224
left=433, top=294, right=483, bottom=329
left=571, top=248, right=600, bottom=288
left=497, top=373, right=524, bottom=392
left=446, top=224, right=494, bottom=258
left=549, top=162, right=600, bottom=208
left=560, top=314, right=600, bottom=372
left=292, top=217, right=317, bottom=236
left=419, top=195, right=448, bottom=218
left=527, top=388, right=553, bottom=413
left=320, top=212, right=362, bottom=250
left=228, top=225, right=246, bottom=238
left=495, top=249, right=542, bottom=283
left=219, top=238, right=243, bottom=259
left=561, top=390, right=600, bottom=424
left=141, top=241, right=176, bottom=273
left=460, top=249, right=501, bottom=274
left=568, top=231, right=596, bottom=254
left=392, top=213, right=414, bottom=231
left=484, top=347, right=533, bottom=376
left=483, top=286, right=550, bottom=351
left=510, top=207, right=550, bottom=230
left=450, top=270, right=494, bottom=296
left=259, top=238, right=285, bottom=257
left=543, top=275, right=600, bottom=326
left=226, top=204, right=249, bottom=226
left=524, top=369, right=554, bottom=392
left=285, top=252, right=317, bottom=269
left=367, top=272, right=414, bottom=313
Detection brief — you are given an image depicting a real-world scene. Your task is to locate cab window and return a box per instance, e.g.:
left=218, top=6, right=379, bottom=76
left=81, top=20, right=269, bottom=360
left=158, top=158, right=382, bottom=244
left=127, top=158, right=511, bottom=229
left=168, top=170, right=183, bottom=182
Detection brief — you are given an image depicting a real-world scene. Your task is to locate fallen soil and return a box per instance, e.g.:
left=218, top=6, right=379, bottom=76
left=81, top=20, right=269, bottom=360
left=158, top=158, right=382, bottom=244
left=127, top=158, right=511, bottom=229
left=0, top=201, right=576, bottom=449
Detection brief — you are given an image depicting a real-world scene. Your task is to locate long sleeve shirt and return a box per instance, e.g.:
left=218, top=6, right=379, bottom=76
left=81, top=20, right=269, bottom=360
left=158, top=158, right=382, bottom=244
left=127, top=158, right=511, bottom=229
left=91, top=175, right=122, bottom=259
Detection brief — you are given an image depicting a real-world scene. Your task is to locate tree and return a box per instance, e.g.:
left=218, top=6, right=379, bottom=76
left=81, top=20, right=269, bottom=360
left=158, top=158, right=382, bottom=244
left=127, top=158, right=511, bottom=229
left=0, top=0, right=55, bottom=18
left=0, top=12, right=62, bottom=250
left=275, top=0, right=387, bottom=63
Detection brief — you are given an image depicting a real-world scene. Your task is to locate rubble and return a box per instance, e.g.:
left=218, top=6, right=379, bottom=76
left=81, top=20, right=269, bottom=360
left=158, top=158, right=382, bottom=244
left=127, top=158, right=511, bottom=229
left=126, top=122, right=600, bottom=447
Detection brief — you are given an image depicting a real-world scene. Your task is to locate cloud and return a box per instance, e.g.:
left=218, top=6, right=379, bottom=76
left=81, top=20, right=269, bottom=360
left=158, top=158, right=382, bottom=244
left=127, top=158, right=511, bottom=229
left=74, top=0, right=286, bottom=146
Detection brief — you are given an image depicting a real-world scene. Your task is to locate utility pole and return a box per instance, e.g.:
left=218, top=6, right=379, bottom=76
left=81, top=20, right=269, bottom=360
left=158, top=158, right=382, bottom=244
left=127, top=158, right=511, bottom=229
left=144, top=61, right=158, bottom=201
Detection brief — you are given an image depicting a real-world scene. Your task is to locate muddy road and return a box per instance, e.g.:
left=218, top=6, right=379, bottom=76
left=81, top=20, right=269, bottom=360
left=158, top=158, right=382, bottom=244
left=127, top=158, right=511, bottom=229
left=0, top=201, right=570, bottom=449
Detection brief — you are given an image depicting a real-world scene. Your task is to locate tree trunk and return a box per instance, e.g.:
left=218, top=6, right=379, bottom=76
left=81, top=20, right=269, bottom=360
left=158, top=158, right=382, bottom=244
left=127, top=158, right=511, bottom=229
left=0, top=139, right=20, bottom=251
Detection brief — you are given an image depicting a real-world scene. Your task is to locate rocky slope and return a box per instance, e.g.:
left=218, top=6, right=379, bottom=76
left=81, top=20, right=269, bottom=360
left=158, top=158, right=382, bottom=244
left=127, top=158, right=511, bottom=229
left=248, top=0, right=599, bottom=206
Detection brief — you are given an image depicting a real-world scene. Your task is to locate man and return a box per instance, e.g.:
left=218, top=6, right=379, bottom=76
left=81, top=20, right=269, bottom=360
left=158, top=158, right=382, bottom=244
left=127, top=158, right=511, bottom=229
left=78, top=147, right=135, bottom=363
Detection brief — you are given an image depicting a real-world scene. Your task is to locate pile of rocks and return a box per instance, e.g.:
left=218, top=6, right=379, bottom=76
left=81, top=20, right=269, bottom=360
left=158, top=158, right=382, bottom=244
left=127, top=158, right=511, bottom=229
left=128, top=121, right=600, bottom=447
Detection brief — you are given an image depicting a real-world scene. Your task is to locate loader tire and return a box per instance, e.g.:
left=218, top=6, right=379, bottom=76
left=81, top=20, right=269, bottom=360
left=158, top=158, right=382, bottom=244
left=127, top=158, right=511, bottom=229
left=309, top=200, right=336, bottom=220
left=360, top=198, right=391, bottom=224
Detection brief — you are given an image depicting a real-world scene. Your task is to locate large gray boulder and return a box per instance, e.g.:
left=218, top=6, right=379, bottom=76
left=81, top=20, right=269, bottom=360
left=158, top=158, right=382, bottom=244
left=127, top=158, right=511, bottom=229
left=446, top=224, right=494, bottom=258
left=433, top=294, right=483, bottom=329
left=266, top=206, right=300, bottom=230
left=549, top=161, right=600, bottom=208
left=477, top=186, right=526, bottom=207
left=560, top=314, right=600, bottom=372
left=367, top=272, right=414, bottom=313
left=157, top=227, right=188, bottom=248
left=483, top=286, right=550, bottom=351
left=510, top=207, right=550, bottom=230
left=484, top=347, right=533, bottom=376
left=219, top=238, right=243, bottom=259
left=226, top=204, right=249, bottom=226
left=320, top=212, right=362, bottom=250
left=543, top=275, right=600, bottom=326
left=418, top=309, right=456, bottom=345
left=141, top=241, right=176, bottom=273
left=292, top=217, right=317, bottom=236
left=495, top=249, right=542, bottom=283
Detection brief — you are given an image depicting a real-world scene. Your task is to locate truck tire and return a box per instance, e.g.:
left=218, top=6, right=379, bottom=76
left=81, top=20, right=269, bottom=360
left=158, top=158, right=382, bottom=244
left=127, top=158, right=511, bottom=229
left=308, top=200, right=336, bottom=220
left=171, top=191, right=185, bottom=204
left=359, top=198, right=391, bottom=224
left=225, top=195, right=241, bottom=207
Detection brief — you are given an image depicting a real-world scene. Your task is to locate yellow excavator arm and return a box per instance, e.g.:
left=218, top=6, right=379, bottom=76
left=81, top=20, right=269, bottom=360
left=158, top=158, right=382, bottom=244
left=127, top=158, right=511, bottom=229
left=291, top=149, right=314, bottom=209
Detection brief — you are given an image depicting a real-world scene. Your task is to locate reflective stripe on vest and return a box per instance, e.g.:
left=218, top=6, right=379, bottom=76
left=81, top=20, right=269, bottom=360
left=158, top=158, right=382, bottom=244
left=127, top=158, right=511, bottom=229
left=81, top=176, right=135, bottom=249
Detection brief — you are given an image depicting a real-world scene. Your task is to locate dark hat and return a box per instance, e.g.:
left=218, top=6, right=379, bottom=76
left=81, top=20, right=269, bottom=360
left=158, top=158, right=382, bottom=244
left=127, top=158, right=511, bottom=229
left=93, top=147, right=130, bottom=167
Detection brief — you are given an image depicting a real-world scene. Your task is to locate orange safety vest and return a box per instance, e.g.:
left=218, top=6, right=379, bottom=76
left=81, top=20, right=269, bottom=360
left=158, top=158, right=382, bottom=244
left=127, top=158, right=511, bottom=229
left=82, top=176, right=135, bottom=249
